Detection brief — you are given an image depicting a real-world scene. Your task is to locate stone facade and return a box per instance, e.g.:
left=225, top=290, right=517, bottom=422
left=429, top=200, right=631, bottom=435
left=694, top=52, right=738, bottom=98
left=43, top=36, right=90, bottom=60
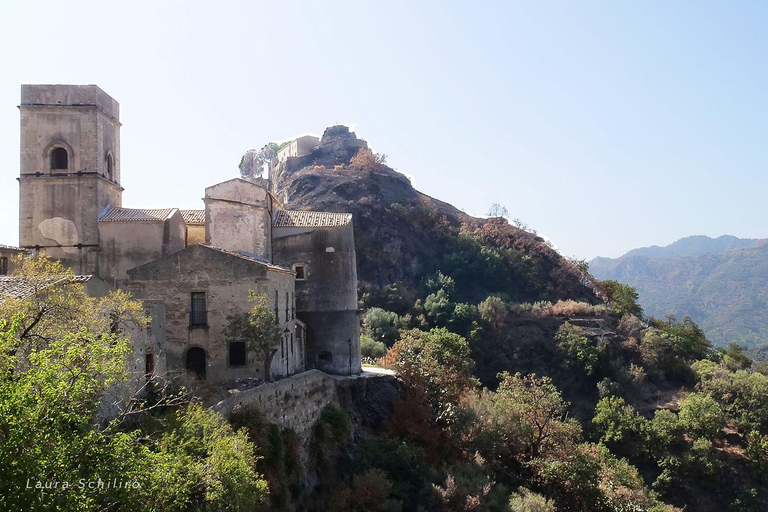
left=19, top=85, right=123, bottom=275
left=13, top=84, right=361, bottom=383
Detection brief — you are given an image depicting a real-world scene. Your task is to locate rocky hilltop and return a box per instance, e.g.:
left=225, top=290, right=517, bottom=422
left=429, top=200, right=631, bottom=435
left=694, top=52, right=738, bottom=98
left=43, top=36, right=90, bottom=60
left=274, top=126, right=594, bottom=305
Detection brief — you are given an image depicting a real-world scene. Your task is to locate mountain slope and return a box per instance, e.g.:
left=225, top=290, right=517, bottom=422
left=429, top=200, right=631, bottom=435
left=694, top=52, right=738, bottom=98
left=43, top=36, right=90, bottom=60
left=275, top=126, right=595, bottom=306
left=591, top=237, right=768, bottom=347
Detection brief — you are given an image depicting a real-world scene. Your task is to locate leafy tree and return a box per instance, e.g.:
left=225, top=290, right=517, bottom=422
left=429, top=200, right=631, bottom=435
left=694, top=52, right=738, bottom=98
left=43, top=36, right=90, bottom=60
left=0, top=256, right=147, bottom=356
left=693, top=359, right=768, bottom=434
left=239, top=142, right=278, bottom=180
left=746, top=430, right=768, bottom=474
left=448, top=302, right=481, bottom=338
left=537, top=443, right=663, bottom=512
left=224, top=291, right=282, bottom=382
left=478, top=295, right=507, bottom=329
left=678, top=393, right=725, bottom=440
left=592, top=396, right=642, bottom=444
left=487, top=203, right=509, bottom=218
left=716, top=342, right=753, bottom=371
left=643, top=409, right=682, bottom=458
left=469, top=372, right=579, bottom=459
left=329, top=468, right=403, bottom=512
left=350, top=147, right=388, bottom=171
left=363, top=307, right=401, bottom=345
left=641, top=316, right=712, bottom=381
left=423, top=289, right=454, bottom=327
left=422, top=270, right=456, bottom=296
left=598, top=280, right=642, bottom=317
left=156, top=402, right=269, bottom=511
left=391, top=328, right=477, bottom=426
left=0, top=313, right=267, bottom=511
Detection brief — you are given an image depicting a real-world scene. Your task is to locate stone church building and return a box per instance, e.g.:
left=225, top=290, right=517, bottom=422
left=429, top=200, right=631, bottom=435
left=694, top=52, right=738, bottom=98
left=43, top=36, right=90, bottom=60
left=13, top=84, right=361, bottom=382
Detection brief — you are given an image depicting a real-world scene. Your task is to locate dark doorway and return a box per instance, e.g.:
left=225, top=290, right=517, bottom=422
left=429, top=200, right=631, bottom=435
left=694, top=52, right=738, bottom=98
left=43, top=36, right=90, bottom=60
left=186, top=347, right=206, bottom=379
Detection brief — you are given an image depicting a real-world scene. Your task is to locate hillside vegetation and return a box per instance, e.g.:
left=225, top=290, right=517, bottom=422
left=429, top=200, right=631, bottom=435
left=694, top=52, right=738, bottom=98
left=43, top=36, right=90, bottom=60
left=268, top=128, right=768, bottom=511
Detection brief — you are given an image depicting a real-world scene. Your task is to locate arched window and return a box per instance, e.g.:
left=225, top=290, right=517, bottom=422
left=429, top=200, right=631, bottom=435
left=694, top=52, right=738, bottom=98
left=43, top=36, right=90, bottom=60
left=50, top=147, right=68, bottom=170
left=106, top=154, right=114, bottom=180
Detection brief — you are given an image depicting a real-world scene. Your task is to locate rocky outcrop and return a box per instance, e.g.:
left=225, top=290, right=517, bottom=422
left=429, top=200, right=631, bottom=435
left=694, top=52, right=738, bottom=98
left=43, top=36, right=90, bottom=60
left=274, top=126, right=595, bottom=305
left=285, top=125, right=369, bottom=174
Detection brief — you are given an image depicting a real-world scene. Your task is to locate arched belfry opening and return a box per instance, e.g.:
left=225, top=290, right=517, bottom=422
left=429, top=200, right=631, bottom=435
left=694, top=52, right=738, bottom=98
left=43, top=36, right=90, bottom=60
left=50, top=147, right=68, bottom=170
left=106, top=153, right=114, bottom=180
left=186, top=347, right=207, bottom=379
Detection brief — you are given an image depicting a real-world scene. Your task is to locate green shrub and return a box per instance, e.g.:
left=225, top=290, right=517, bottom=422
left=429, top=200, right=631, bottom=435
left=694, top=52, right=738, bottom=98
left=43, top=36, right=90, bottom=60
left=310, top=406, right=352, bottom=470
left=508, top=487, right=556, bottom=512
left=555, top=322, right=601, bottom=376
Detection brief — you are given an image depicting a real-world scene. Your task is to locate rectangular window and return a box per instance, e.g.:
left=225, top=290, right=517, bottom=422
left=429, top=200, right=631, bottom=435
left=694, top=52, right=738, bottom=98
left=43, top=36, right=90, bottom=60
left=145, top=353, right=155, bottom=376
left=294, top=264, right=305, bottom=280
left=285, top=292, right=289, bottom=322
left=229, top=341, right=246, bottom=367
left=274, top=290, right=279, bottom=324
left=0, top=257, right=7, bottom=275
left=190, top=292, right=207, bottom=327
left=291, top=292, right=295, bottom=319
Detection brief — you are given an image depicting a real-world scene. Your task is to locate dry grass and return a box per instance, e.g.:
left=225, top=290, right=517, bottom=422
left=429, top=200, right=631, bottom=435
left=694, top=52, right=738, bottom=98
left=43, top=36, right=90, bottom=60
left=508, top=299, right=607, bottom=318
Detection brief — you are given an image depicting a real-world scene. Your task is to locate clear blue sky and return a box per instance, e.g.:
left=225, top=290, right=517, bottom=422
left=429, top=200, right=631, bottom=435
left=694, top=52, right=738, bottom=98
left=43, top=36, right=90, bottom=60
left=1, top=0, right=767, bottom=259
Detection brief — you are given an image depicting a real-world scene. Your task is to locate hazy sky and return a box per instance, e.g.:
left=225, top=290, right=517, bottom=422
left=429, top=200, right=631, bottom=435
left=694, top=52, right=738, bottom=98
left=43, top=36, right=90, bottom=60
left=1, top=0, right=767, bottom=259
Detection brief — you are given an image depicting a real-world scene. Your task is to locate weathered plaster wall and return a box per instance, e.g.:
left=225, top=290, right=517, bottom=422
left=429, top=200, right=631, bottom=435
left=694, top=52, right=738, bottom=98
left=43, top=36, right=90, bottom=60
left=18, top=85, right=122, bottom=274
left=20, top=85, right=121, bottom=180
left=126, top=245, right=300, bottom=382
left=185, top=224, right=205, bottom=246
left=204, top=179, right=273, bottom=261
left=99, top=211, right=186, bottom=282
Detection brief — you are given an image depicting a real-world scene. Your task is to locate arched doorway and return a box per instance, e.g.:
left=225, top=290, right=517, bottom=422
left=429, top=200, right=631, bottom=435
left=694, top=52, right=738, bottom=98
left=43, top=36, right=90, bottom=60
left=186, top=347, right=206, bottom=379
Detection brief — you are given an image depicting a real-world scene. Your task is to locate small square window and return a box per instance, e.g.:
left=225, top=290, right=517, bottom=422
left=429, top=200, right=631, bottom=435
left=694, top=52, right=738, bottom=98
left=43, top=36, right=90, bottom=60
left=294, top=264, right=305, bottom=280
left=229, top=341, right=246, bottom=367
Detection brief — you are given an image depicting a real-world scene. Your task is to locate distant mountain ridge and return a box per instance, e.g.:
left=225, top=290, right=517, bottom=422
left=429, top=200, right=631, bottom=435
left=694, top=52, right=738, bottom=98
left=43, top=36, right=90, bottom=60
left=590, top=235, right=768, bottom=348
left=622, top=235, right=760, bottom=259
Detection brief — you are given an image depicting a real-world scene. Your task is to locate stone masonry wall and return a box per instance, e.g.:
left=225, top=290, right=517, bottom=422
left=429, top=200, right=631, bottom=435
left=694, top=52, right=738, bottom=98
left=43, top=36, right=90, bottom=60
left=214, top=369, right=338, bottom=435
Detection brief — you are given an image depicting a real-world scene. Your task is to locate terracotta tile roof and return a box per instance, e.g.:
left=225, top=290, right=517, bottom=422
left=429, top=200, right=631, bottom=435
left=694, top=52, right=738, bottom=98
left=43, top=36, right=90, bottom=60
left=99, top=207, right=176, bottom=222
left=181, top=209, right=206, bottom=224
left=0, top=275, right=91, bottom=299
left=199, top=245, right=294, bottom=274
left=0, top=244, right=28, bottom=253
left=273, top=210, right=352, bottom=228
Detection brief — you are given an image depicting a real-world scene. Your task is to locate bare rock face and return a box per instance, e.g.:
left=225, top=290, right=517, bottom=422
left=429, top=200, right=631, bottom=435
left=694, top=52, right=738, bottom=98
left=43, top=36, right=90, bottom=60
left=285, top=125, right=369, bottom=173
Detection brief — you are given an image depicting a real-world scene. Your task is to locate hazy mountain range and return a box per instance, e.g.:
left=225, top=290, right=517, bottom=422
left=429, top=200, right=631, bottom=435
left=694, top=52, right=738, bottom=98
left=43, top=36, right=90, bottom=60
left=590, top=235, right=768, bottom=348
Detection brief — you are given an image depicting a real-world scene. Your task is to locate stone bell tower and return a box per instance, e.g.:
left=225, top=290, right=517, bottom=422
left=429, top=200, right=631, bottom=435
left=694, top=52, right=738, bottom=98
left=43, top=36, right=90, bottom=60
left=18, top=84, right=123, bottom=274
